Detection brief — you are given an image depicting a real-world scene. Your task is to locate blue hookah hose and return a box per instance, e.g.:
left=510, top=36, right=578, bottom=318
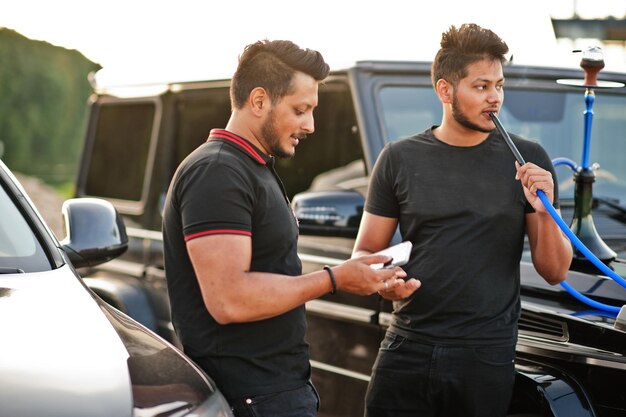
left=551, top=157, right=578, bottom=171
left=489, top=112, right=624, bottom=314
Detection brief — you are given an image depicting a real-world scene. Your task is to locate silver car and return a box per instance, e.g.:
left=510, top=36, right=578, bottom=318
left=0, top=159, right=233, bottom=417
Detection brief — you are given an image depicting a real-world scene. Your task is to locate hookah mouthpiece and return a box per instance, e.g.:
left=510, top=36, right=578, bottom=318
left=488, top=112, right=526, bottom=165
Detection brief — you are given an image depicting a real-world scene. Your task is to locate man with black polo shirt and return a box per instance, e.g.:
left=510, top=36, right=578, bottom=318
left=162, top=39, right=417, bottom=417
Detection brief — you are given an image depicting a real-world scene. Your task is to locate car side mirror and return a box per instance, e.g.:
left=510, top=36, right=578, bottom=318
left=292, top=190, right=364, bottom=238
left=60, top=198, right=129, bottom=268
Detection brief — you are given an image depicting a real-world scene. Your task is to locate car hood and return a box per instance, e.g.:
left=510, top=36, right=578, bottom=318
left=0, top=265, right=133, bottom=417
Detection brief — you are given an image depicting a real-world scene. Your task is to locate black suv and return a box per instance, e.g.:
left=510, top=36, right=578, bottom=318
left=76, top=61, right=626, bottom=417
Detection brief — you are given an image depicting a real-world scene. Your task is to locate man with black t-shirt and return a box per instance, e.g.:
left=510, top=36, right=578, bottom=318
left=162, top=39, right=409, bottom=417
left=352, top=24, right=572, bottom=417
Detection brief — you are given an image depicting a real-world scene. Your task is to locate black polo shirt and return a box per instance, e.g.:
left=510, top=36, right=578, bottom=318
left=162, top=129, right=308, bottom=399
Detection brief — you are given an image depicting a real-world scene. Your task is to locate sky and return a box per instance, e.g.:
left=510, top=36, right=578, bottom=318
left=1, top=0, right=625, bottom=87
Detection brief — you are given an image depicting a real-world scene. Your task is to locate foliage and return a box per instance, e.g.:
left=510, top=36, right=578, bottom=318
left=0, top=28, right=100, bottom=184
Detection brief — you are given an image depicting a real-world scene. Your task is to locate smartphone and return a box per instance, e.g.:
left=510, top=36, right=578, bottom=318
left=370, top=241, right=412, bottom=270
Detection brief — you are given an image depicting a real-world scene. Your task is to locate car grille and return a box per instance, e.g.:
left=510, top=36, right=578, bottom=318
left=518, top=311, right=569, bottom=342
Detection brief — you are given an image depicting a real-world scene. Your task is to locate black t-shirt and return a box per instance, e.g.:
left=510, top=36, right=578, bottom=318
left=366, top=127, right=558, bottom=346
left=162, top=129, right=308, bottom=399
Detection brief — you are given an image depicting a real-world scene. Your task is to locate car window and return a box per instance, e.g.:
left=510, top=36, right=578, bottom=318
left=378, top=85, right=626, bottom=206
left=504, top=89, right=626, bottom=204
left=172, top=87, right=232, bottom=171
left=276, top=81, right=365, bottom=198
left=379, top=85, right=441, bottom=141
left=84, top=101, right=157, bottom=202
left=0, top=182, right=52, bottom=272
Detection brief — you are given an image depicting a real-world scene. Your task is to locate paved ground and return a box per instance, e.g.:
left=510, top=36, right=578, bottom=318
left=14, top=173, right=66, bottom=239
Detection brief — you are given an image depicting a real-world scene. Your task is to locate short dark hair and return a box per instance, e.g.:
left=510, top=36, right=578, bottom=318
left=230, top=39, right=330, bottom=109
left=431, top=23, right=509, bottom=88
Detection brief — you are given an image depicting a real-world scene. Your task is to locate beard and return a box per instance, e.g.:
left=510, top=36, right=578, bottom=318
left=260, top=109, right=294, bottom=159
left=451, top=92, right=494, bottom=134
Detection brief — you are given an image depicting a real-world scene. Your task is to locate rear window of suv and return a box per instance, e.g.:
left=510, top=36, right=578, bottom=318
left=84, top=101, right=157, bottom=202
left=378, top=85, right=626, bottom=206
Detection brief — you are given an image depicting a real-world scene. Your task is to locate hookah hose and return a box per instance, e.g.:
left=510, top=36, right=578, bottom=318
left=489, top=112, right=625, bottom=314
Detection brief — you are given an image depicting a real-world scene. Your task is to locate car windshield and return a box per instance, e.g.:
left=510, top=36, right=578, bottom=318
left=378, top=85, right=626, bottom=207
left=0, top=180, right=52, bottom=273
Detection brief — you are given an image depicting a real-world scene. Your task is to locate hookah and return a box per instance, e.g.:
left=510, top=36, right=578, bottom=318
left=490, top=46, right=626, bottom=317
left=556, top=46, right=624, bottom=269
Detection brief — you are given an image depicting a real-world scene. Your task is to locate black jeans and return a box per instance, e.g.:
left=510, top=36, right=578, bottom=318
left=365, top=332, right=516, bottom=417
left=229, top=381, right=319, bottom=417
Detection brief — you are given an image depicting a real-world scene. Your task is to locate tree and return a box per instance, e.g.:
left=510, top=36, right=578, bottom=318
left=0, top=28, right=101, bottom=185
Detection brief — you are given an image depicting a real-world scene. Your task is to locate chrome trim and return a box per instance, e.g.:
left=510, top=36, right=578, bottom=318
left=309, top=360, right=371, bottom=382
left=378, top=312, right=393, bottom=327
left=146, top=265, right=166, bottom=279
left=127, top=227, right=163, bottom=241
left=298, top=253, right=343, bottom=267
left=306, top=299, right=374, bottom=324
left=517, top=335, right=626, bottom=370
left=91, top=258, right=145, bottom=278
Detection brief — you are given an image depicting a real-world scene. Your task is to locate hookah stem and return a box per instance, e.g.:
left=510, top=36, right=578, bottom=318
left=581, top=88, right=595, bottom=170
left=579, top=50, right=604, bottom=170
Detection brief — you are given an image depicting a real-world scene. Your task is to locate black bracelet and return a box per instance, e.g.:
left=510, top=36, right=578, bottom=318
left=323, top=265, right=337, bottom=295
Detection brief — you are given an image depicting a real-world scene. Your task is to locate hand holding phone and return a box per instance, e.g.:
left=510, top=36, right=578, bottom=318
left=370, top=241, right=412, bottom=270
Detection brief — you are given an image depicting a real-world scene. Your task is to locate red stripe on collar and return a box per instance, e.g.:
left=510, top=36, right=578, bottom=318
left=208, top=129, right=267, bottom=165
